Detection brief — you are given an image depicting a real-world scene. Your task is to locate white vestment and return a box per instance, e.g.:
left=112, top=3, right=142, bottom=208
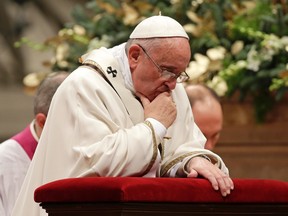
left=0, top=122, right=38, bottom=216
left=12, top=44, right=228, bottom=216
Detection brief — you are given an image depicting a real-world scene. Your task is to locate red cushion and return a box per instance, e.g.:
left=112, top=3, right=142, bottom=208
left=34, top=177, right=288, bottom=203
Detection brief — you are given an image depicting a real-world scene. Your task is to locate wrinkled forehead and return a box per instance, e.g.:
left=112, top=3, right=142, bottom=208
left=154, top=38, right=191, bottom=65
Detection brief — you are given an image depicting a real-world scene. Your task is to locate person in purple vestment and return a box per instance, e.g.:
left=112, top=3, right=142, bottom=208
left=0, top=72, right=69, bottom=216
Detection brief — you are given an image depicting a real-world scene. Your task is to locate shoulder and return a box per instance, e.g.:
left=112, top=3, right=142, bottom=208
left=0, top=139, right=18, bottom=154
left=0, top=140, right=27, bottom=165
left=56, top=66, right=107, bottom=95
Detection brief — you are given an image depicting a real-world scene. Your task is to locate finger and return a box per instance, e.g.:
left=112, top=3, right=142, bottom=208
left=204, top=170, right=228, bottom=195
left=216, top=175, right=230, bottom=196
left=221, top=175, right=234, bottom=195
left=228, top=177, right=234, bottom=190
left=187, top=169, right=198, bottom=178
left=214, top=171, right=235, bottom=196
left=213, top=164, right=234, bottom=191
left=207, top=174, right=220, bottom=191
left=186, top=157, right=231, bottom=196
left=138, top=94, right=150, bottom=108
left=223, top=175, right=234, bottom=190
left=187, top=157, right=219, bottom=190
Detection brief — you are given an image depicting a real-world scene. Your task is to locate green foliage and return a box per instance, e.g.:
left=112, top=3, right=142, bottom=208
left=17, top=0, right=288, bottom=123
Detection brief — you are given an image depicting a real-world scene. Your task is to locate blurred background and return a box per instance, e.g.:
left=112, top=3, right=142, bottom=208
left=0, top=0, right=287, bottom=181
left=0, top=0, right=82, bottom=139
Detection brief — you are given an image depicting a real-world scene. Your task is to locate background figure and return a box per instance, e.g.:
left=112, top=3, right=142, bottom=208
left=185, top=84, right=223, bottom=150
left=0, top=72, right=69, bottom=216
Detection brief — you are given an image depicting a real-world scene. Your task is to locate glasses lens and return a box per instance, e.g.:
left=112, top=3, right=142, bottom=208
left=176, top=73, right=189, bottom=83
left=161, top=70, right=172, bottom=78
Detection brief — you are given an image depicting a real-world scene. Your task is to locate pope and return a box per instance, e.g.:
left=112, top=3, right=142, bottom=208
left=12, top=15, right=234, bottom=216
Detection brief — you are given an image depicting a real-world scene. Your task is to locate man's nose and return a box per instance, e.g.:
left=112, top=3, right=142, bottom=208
left=165, top=79, right=177, bottom=90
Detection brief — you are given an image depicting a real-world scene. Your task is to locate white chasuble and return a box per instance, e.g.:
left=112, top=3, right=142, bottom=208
left=12, top=45, right=228, bottom=216
left=80, top=47, right=144, bottom=125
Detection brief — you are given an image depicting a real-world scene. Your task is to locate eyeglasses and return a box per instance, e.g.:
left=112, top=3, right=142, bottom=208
left=137, top=44, right=190, bottom=83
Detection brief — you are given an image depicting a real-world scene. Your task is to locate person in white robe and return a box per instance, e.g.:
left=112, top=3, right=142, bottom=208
left=0, top=122, right=37, bottom=216
left=12, top=15, right=234, bottom=216
left=0, top=72, right=68, bottom=216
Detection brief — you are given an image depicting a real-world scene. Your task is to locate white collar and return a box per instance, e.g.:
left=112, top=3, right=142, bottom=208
left=108, top=43, right=135, bottom=93
left=30, top=120, right=39, bottom=141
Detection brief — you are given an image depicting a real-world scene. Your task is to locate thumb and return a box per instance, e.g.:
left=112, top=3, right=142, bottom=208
left=187, top=169, right=199, bottom=178
left=138, top=93, right=150, bottom=108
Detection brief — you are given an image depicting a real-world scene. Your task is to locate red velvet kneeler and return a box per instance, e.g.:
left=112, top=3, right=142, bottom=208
left=34, top=177, right=288, bottom=215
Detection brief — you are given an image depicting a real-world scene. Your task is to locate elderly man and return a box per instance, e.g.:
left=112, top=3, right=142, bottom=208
left=12, top=15, right=233, bottom=216
left=0, top=72, right=68, bottom=216
left=185, top=84, right=223, bottom=150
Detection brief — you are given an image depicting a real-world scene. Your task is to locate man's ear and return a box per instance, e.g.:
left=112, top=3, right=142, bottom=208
left=128, top=45, right=141, bottom=69
left=35, top=113, right=47, bottom=129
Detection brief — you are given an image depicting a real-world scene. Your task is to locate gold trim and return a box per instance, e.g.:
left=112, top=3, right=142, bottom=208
left=82, top=59, right=103, bottom=70
left=161, top=153, right=214, bottom=176
left=143, top=120, right=158, bottom=175
left=160, top=152, right=195, bottom=176
left=159, top=142, right=164, bottom=160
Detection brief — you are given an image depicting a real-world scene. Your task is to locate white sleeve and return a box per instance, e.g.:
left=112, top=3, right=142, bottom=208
left=145, top=117, right=167, bottom=144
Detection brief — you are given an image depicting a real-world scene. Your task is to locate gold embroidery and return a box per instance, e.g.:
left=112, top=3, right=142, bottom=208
left=143, top=120, right=158, bottom=175
left=159, top=142, right=164, bottom=160
left=160, top=152, right=195, bottom=176
left=160, top=153, right=213, bottom=176
left=82, top=59, right=102, bottom=70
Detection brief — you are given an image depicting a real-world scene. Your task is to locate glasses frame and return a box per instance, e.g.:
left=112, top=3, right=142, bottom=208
left=136, top=44, right=190, bottom=83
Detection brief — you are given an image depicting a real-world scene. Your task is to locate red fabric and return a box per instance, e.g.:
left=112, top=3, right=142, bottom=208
left=12, top=124, right=38, bottom=160
left=34, top=177, right=288, bottom=203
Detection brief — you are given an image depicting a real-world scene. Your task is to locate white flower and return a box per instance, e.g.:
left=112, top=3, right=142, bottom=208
left=280, top=36, right=288, bottom=45
left=183, top=24, right=198, bottom=36
left=73, top=25, right=86, bottom=35
left=247, top=46, right=261, bottom=71
left=23, top=72, right=49, bottom=88
left=231, top=41, right=244, bottom=55
left=206, top=46, right=226, bottom=61
left=56, top=43, right=69, bottom=62
left=236, top=60, right=248, bottom=69
left=207, top=76, right=228, bottom=97
left=87, top=35, right=112, bottom=51
left=122, top=3, right=139, bottom=26
left=186, top=53, right=210, bottom=80
left=58, top=60, right=69, bottom=68
left=58, top=29, right=73, bottom=37
left=282, top=36, right=288, bottom=52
